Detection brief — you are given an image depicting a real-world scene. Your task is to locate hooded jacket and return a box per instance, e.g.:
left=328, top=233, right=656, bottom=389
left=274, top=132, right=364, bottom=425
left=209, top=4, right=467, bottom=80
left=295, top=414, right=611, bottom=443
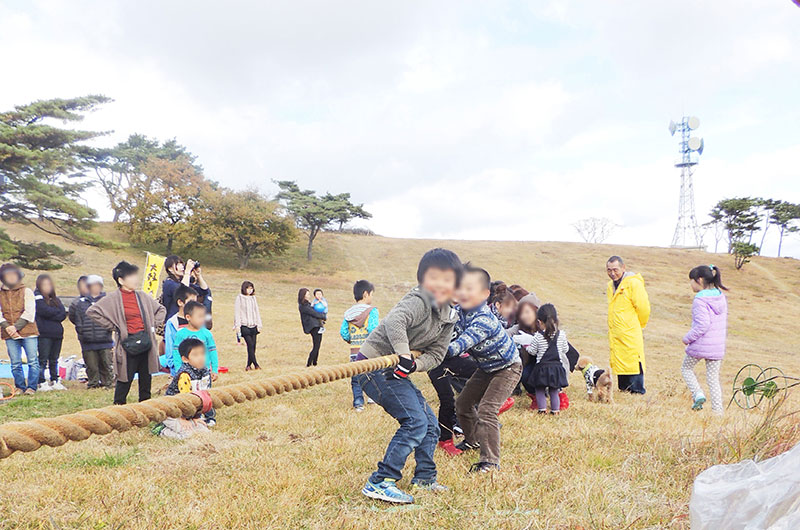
left=69, top=293, right=114, bottom=350
left=607, top=272, right=651, bottom=375
left=683, top=289, right=727, bottom=361
left=34, top=289, right=66, bottom=339
left=447, top=302, right=520, bottom=372
left=340, top=304, right=379, bottom=354
left=359, top=287, right=457, bottom=373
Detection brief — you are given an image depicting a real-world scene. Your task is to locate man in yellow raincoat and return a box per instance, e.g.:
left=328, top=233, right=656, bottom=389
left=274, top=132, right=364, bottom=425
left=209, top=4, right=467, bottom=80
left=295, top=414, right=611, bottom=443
left=606, top=256, right=650, bottom=394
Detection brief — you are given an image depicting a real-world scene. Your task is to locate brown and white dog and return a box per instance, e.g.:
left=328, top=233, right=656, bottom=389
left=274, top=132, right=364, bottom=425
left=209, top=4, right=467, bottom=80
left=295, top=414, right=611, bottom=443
left=575, top=356, right=613, bottom=403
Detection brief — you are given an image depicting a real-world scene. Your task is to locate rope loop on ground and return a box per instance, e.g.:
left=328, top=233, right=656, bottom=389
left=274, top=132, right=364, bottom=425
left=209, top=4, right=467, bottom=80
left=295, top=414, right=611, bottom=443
left=0, top=353, right=402, bottom=459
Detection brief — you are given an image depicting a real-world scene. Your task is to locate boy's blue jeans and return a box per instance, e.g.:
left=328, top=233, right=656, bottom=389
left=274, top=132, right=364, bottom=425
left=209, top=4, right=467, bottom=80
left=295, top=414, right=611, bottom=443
left=6, top=337, right=40, bottom=392
left=356, top=369, right=439, bottom=485
left=350, top=354, right=364, bottom=408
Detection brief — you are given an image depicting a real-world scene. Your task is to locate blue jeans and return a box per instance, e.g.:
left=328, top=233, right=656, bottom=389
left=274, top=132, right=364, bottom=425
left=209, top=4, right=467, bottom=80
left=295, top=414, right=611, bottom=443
left=618, top=363, right=646, bottom=394
left=356, top=369, right=439, bottom=485
left=6, top=337, right=40, bottom=391
left=350, top=354, right=365, bottom=408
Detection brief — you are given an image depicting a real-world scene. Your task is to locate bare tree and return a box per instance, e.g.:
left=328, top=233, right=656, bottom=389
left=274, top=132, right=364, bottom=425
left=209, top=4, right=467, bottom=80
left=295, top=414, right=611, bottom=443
left=703, top=217, right=727, bottom=253
left=572, top=217, right=618, bottom=244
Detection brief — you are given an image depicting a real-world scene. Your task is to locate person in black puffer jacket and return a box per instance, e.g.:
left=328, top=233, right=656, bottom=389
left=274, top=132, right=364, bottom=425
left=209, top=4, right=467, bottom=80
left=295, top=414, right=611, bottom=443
left=68, top=275, right=114, bottom=388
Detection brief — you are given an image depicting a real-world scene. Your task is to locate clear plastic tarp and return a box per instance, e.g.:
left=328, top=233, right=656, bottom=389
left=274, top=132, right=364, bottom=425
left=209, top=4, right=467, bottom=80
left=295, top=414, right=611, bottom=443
left=690, top=443, right=800, bottom=529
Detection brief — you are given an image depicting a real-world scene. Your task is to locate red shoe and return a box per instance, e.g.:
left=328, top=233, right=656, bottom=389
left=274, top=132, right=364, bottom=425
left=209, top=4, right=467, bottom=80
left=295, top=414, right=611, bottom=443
left=438, top=439, right=463, bottom=456
left=559, top=391, right=569, bottom=410
left=498, top=396, right=515, bottom=415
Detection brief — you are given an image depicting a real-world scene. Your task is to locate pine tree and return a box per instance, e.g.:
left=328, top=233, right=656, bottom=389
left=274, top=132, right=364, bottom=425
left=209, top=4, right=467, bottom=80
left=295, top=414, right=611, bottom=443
left=275, top=181, right=371, bottom=261
left=0, top=96, right=112, bottom=268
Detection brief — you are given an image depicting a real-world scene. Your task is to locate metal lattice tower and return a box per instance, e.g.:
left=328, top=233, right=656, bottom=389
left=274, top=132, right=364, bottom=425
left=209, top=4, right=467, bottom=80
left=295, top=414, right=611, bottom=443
left=669, top=116, right=704, bottom=248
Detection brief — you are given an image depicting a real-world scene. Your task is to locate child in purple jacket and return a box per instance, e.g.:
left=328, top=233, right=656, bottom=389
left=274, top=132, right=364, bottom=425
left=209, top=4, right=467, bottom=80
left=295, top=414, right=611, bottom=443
left=681, top=265, right=728, bottom=414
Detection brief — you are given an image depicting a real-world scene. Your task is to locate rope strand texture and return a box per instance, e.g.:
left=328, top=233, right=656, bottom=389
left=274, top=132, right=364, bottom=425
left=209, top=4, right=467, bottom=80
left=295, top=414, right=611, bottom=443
left=0, top=354, right=404, bottom=459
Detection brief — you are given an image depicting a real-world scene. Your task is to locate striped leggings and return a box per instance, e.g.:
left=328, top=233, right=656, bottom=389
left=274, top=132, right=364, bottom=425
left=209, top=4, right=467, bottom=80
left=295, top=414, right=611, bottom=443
left=681, top=355, right=723, bottom=414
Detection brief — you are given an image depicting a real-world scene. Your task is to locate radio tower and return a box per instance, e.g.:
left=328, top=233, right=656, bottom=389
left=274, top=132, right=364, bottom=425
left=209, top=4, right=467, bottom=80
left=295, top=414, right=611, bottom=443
left=669, top=116, right=704, bottom=248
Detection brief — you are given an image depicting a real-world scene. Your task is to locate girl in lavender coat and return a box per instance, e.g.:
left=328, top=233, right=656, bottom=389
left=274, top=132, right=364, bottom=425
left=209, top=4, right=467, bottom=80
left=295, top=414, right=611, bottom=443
left=681, top=265, right=728, bottom=414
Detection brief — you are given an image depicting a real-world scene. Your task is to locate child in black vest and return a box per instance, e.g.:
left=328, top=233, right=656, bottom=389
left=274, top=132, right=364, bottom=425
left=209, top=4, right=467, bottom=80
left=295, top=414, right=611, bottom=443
left=153, top=338, right=213, bottom=439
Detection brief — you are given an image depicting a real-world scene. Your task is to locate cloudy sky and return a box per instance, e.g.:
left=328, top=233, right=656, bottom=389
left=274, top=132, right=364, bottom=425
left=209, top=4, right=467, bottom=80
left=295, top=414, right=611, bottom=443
left=2, top=0, right=799, bottom=255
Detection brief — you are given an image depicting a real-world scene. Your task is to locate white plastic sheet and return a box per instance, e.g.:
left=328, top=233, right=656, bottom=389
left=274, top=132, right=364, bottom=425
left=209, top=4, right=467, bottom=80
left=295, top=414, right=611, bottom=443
left=690, top=442, right=800, bottom=529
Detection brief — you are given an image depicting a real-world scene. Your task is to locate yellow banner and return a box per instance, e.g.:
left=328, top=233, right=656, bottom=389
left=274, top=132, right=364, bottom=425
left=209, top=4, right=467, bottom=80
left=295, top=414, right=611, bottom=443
left=142, top=252, right=165, bottom=299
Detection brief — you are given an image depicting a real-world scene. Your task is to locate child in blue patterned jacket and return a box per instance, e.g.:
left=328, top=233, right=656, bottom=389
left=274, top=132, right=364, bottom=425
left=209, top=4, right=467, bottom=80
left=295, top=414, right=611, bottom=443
left=340, top=280, right=379, bottom=411
left=451, top=264, right=522, bottom=473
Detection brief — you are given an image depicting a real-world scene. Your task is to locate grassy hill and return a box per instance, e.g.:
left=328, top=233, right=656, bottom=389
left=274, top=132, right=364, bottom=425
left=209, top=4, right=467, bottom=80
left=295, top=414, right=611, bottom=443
left=1, top=221, right=800, bottom=529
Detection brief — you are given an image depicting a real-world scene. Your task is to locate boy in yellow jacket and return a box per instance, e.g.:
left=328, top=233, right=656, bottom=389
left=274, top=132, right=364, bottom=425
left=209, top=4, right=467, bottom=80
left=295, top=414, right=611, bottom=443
left=606, top=256, right=651, bottom=394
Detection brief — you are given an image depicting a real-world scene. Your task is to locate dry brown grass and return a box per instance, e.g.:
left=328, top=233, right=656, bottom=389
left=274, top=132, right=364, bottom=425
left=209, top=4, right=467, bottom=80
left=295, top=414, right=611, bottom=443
left=2, top=222, right=800, bottom=529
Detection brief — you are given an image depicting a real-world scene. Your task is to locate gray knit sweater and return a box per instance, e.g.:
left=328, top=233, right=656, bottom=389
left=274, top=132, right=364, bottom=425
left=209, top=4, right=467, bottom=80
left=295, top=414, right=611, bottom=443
left=359, top=287, right=457, bottom=372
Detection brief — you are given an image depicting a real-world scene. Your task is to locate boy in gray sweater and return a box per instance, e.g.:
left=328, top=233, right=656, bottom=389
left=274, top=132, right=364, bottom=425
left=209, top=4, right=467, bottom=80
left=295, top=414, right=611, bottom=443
left=357, top=248, right=462, bottom=504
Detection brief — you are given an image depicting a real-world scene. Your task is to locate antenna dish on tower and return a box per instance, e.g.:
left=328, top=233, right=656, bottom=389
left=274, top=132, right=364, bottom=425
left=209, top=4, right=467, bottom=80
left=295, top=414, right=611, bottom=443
left=669, top=115, right=705, bottom=249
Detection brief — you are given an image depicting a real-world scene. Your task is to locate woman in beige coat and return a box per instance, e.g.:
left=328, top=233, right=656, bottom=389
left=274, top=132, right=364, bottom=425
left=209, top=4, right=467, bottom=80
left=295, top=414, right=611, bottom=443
left=88, top=261, right=165, bottom=405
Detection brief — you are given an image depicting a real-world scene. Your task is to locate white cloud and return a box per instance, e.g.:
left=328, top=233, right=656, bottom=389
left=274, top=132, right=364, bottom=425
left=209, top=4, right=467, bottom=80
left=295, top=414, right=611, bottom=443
left=1, top=0, right=799, bottom=257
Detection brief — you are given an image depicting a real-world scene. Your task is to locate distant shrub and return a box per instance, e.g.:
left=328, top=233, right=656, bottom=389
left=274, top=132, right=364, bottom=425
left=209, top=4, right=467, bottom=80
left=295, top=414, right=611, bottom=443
left=336, top=227, right=376, bottom=236
left=732, top=242, right=759, bottom=270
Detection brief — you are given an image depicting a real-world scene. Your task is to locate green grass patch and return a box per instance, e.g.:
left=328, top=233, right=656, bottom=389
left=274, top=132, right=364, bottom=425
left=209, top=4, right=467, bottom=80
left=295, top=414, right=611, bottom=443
left=0, top=385, right=114, bottom=422
left=65, top=448, right=140, bottom=469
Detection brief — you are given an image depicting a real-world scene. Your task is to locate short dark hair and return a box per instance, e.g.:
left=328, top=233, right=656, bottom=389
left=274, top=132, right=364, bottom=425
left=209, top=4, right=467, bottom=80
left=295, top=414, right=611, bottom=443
left=77, top=275, right=88, bottom=286
left=183, top=300, right=206, bottom=316
left=353, top=280, right=374, bottom=301
left=416, top=248, right=463, bottom=286
left=112, top=261, right=139, bottom=287
left=607, top=256, right=624, bottom=266
left=313, top=288, right=323, bottom=296
left=241, top=281, right=255, bottom=295
left=175, top=284, right=198, bottom=305
left=463, top=263, right=491, bottom=290
left=179, top=337, right=205, bottom=359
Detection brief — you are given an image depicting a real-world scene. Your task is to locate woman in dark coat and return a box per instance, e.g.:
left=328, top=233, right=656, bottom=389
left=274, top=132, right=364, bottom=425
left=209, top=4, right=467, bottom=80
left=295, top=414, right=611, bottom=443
left=34, top=274, right=67, bottom=390
left=298, top=288, right=326, bottom=367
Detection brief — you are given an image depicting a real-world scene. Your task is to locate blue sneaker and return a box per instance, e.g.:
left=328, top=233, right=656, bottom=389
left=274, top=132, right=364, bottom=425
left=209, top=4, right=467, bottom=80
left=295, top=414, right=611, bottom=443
left=362, top=479, right=414, bottom=504
left=692, top=394, right=706, bottom=411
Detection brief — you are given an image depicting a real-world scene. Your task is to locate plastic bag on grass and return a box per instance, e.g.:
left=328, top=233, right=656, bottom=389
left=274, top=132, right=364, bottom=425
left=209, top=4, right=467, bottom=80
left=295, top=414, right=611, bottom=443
left=690, top=442, right=800, bottom=529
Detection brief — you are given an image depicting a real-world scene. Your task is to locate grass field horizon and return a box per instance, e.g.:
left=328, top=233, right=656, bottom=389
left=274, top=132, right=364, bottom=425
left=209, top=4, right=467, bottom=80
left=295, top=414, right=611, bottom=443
left=2, top=221, right=800, bottom=529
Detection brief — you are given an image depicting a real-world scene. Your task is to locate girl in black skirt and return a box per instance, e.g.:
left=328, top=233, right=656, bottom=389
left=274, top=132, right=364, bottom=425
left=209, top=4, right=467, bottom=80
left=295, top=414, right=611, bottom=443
left=525, top=304, right=570, bottom=414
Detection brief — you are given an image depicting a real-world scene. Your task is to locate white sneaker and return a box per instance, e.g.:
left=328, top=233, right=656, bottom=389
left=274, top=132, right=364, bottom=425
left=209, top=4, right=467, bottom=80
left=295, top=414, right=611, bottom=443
left=366, top=397, right=376, bottom=405
left=354, top=406, right=365, bottom=412
left=51, top=381, right=67, bottom=391
left=38, top=382, right=53, bottom=392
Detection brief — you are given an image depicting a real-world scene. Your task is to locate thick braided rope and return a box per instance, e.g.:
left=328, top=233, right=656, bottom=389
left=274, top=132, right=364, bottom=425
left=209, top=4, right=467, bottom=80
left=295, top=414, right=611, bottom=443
left=0, top=354, right=403, bottom=459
